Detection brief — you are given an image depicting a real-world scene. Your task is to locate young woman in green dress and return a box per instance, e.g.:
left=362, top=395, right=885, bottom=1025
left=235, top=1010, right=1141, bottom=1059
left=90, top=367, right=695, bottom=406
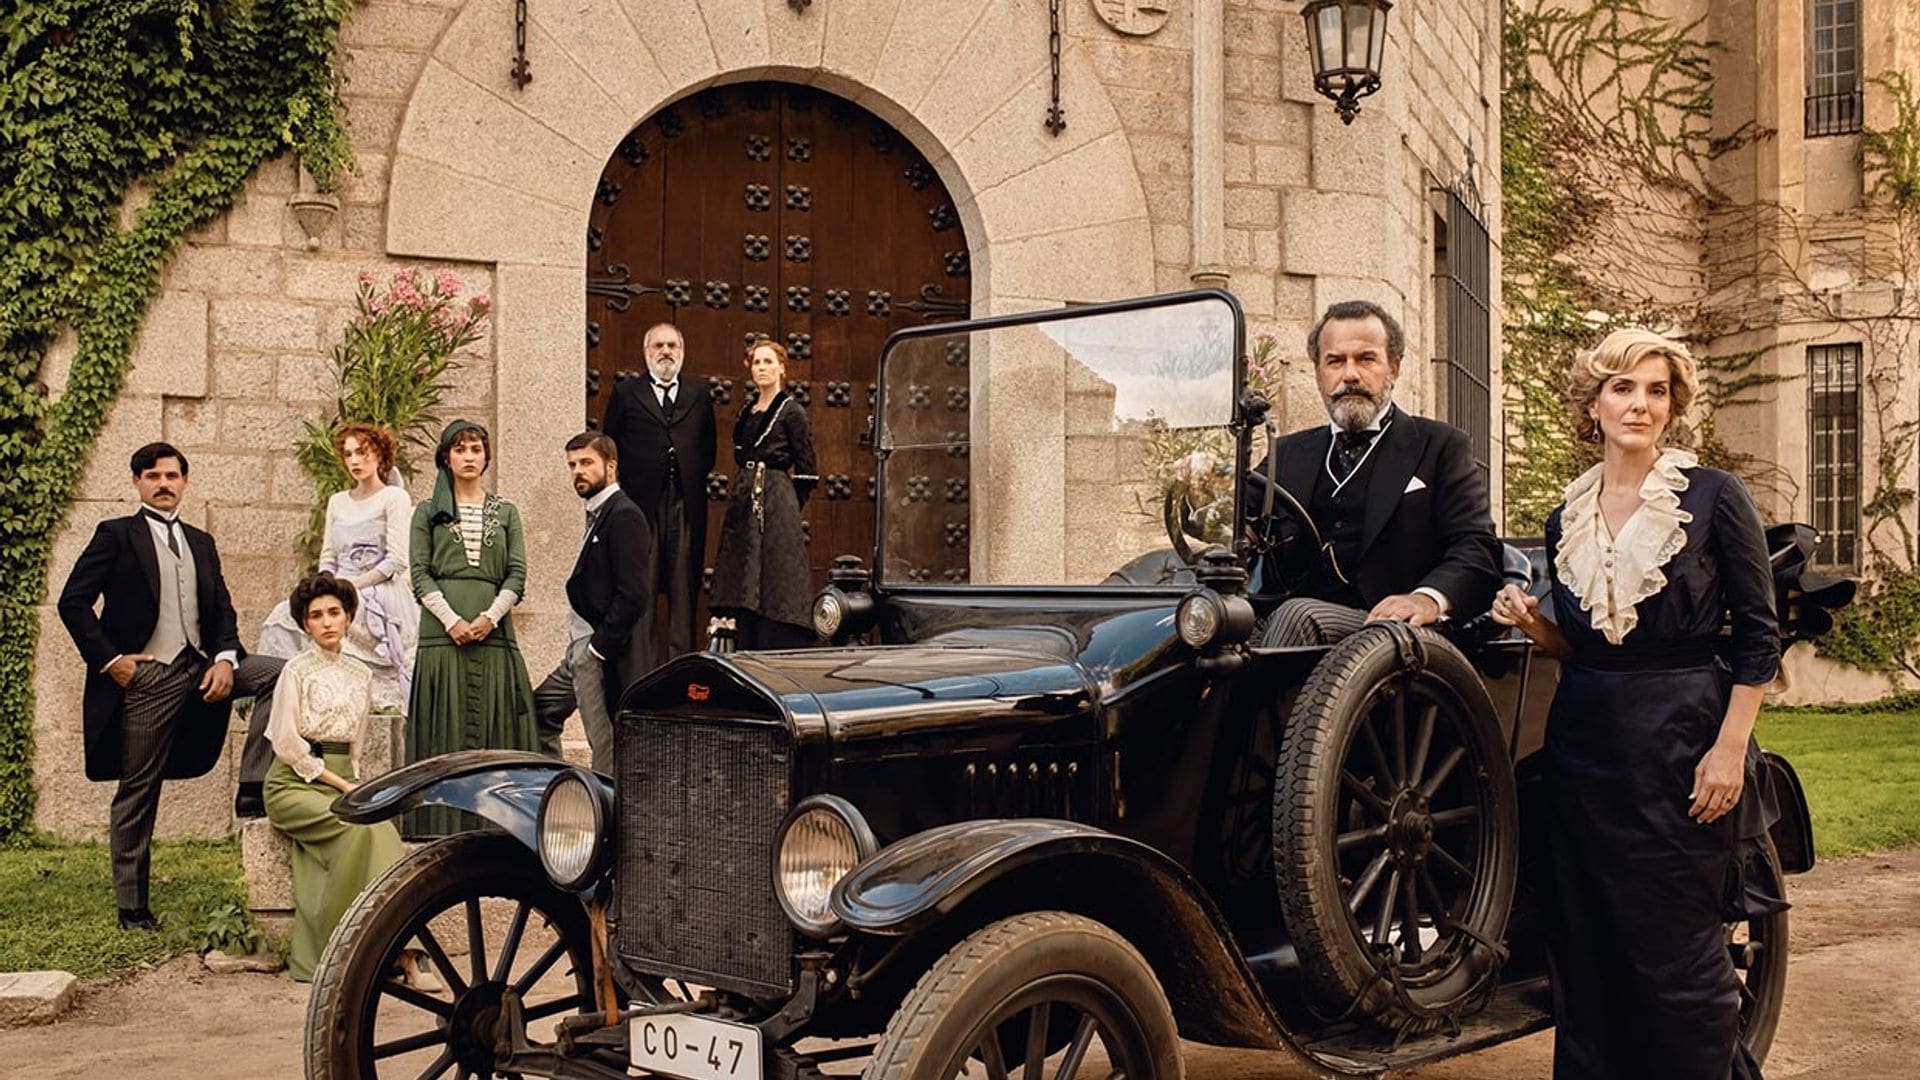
left=404, top=420, right=537, bottom=836
left=262, top=573, right=406, bottom=982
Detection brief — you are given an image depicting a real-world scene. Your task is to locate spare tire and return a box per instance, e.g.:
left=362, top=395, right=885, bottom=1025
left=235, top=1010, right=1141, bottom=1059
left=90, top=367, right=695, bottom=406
left=1273, top=623, right=1518, bottom=1030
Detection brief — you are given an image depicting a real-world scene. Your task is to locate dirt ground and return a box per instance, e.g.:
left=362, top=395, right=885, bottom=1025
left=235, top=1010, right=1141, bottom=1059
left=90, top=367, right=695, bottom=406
left=2, top=848, right=1914, bottom=1079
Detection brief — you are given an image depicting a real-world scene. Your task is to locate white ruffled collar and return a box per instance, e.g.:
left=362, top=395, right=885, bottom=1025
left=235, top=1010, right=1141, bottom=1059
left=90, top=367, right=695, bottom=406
left=1555, top=448, right=1697, bottom=645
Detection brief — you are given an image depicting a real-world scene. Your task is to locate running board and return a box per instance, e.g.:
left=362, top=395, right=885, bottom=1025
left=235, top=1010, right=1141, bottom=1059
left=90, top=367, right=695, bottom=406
left=1300, top=976, right=1553, bottom=1072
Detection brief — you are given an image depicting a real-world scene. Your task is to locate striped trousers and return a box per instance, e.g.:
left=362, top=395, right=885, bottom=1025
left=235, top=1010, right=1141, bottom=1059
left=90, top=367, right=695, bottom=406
left=1259, top=597, right=1371, bottom=647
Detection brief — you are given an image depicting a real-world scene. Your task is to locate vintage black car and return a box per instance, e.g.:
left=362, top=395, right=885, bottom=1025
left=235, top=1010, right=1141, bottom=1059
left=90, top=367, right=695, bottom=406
left=307, top=292, right=1843, bottom=1080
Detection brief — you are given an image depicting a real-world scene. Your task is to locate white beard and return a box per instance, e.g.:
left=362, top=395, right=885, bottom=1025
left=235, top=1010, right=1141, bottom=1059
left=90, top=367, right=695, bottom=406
left=646, top=356, right=683, bottom=383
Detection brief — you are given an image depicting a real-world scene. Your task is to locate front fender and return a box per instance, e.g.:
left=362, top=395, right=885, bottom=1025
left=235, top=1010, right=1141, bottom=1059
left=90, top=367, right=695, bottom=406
left=832, top=819, right=1307, bottom=1058
left=333, top=750, right=600, bottom=852
left=1761, top=749, right=1815, bottom=874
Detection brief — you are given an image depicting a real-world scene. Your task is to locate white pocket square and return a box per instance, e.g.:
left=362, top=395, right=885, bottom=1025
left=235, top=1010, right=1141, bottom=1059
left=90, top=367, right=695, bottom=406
left=1404, top=476, right=1428, bottom=494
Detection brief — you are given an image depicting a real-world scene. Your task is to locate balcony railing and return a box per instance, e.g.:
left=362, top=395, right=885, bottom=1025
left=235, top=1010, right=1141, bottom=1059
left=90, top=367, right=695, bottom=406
left=1806, top=88, right=1863, bottom=137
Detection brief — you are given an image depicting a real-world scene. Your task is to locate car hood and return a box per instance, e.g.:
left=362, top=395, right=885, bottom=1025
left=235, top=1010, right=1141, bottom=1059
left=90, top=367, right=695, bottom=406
left=625, top=643, right=1100, bottom=749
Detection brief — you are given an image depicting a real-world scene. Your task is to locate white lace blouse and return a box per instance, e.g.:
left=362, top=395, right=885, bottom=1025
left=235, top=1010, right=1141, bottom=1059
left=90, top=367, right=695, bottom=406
left=1553, top=448, right=1697, bottom=646
left=265, top=648, right=374, bottom=782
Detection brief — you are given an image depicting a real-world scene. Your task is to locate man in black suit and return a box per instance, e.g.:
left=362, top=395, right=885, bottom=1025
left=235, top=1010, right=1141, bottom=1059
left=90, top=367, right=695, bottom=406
left=1251, top=301, right=1501, bottom=645
left=534, top=433, right=655, bottom=772
left=56, top=442, right=283, bottom=930
left=602, top=322, right=716, bottom=663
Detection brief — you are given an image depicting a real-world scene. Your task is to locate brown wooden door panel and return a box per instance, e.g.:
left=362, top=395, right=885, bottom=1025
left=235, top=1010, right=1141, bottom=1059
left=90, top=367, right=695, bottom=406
left=586, top=83, right=971, bottom=640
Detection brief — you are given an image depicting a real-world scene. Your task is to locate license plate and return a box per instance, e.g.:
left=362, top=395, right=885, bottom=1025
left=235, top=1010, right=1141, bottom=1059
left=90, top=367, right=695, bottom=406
left=630, top=1013, right=762, bottom=1080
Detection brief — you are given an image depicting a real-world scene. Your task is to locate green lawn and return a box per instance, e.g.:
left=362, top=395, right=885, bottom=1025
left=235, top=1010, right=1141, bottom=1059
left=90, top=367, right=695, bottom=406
left=0, top=838, right=252, bottom=978
left=1758, top=708, right=1920, bottom=858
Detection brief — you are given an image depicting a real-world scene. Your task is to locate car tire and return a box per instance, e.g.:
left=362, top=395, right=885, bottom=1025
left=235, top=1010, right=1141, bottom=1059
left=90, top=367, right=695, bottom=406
left=864, top=911, right=1184, bottom=1080
left=304, top=832, right=600, bottom=1080
left=1273, top=623, right=1519, bottom=1030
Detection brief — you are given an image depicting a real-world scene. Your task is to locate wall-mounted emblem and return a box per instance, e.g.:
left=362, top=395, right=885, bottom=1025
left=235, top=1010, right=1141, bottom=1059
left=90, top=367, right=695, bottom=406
left=1093, top=0, right=1170, bottom=37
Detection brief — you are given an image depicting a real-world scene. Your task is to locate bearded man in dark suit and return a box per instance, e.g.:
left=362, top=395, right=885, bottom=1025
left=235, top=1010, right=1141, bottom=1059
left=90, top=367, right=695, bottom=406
left=56, top=442, right=283, bottom=930
left=1252, top=301, right=1502, bottom=645
left=602, top=322, right=717, bottom=664
left=533, top=432, right=654, bottom=773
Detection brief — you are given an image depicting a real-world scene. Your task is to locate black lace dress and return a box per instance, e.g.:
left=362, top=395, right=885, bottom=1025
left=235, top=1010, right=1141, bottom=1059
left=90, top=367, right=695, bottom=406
left=711, top=391, right=818, bottom=648
left=1542, top=454, right=1780, bottom=1080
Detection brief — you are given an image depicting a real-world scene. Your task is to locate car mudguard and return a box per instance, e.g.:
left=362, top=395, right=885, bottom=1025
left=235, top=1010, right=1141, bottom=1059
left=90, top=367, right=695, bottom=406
left=332, top=749, right=597, bottom=853
left=1761, top=749, right=1816, bottom=874
left=832, top=819, right=1309, bottom=1057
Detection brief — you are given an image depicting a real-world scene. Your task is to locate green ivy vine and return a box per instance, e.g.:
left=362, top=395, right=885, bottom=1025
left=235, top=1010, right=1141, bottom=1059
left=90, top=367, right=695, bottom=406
left=1500, top=0, right=1791, bottom=535
left=0, top=1, right=360, bottom=839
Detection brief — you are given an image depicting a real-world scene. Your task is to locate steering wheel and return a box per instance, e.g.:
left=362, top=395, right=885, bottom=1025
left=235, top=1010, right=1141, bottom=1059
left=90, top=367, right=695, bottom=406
left=1241, top=466, right=1328, bottom=601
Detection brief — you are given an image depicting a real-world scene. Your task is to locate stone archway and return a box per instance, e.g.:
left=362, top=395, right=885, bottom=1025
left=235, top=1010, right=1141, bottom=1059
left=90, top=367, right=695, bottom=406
left=382, top=0, right=1156, bottom=640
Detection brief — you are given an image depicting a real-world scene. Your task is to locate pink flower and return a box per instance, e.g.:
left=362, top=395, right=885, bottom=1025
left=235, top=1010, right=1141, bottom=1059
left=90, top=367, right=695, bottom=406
left=391, top=278, right=425, bottom=310
left=392, top=267, right=419, bottom=287
left=468, top=294, right=492, bottom=315
left=357, top=270, right=375, bottom=286
left=435, top=269, right=462, bottom=295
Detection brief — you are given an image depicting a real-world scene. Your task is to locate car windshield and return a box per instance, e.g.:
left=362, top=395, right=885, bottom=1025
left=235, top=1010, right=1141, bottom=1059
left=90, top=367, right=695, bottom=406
left=876, top=293, right=1241, bottom=587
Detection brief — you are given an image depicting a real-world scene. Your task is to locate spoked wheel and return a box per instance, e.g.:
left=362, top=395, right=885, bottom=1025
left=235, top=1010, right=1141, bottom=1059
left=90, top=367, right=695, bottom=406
left=1275, top=625, right=1518, bottom=1030
left=305, top=832, right=608, bottom=1079
left=865, top=912, right=1183, bottom=1080
left=1731, top=836, right=1790, bottom=1064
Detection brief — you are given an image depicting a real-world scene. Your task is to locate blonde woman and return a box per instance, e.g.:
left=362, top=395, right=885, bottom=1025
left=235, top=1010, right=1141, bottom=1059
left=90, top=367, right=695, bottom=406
left=1492, top=329, right=1777, bottom=1080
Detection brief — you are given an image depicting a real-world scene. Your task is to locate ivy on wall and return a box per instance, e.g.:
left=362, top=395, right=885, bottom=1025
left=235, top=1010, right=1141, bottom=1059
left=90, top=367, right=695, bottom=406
left=1499, top=0, right=1781, bottom=536
left=1503, top=2, right=1920, bottom=684
left=0, top=1, right=359, bottom=839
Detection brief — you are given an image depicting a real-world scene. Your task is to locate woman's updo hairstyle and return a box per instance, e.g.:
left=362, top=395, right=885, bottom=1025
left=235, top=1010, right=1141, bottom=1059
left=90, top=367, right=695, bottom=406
left=1567, top=327, right=1699, bottom=443
left=290, top=571, right=359, bottom=624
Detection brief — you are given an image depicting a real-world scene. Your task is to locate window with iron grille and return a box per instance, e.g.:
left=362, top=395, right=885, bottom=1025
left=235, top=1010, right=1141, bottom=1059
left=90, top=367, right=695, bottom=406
left=1806, top=0, right=1862, bottom=136
left=1432, top=186, right=1492, bottom=483
left=1807, top=343, right=1861, bottom=566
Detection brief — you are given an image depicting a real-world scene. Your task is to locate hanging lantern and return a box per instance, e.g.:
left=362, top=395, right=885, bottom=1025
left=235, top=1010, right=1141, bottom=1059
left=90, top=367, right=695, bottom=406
left=1301, top=1, right=1393, bottom=125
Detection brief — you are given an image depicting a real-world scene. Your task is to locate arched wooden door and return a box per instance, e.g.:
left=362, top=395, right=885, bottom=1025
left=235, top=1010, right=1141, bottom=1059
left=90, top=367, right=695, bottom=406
left=585, top=82, right=971, bottom=637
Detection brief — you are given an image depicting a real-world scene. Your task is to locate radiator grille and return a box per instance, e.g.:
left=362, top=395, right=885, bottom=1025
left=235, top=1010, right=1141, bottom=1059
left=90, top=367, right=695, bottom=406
left=616, top=716, right=793, bottom=996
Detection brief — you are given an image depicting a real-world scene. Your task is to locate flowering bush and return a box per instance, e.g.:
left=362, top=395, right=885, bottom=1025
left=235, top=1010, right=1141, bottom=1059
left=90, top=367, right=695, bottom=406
left=293, top=268, right=491, bottom=562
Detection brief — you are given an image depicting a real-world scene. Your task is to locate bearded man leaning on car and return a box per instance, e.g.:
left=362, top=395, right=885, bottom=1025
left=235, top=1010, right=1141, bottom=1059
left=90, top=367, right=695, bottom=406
left=1249, top=300, right=1502, bottom=646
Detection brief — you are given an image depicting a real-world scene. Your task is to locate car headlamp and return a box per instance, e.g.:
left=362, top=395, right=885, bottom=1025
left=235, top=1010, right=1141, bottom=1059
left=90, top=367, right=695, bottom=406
left=812, top=589, right=845, bottom=638
left=1177, top=590, right=1227, bottom=647
left=773, top=795, right=878, bottom=937
left=537, top=769, right=608, bottom=892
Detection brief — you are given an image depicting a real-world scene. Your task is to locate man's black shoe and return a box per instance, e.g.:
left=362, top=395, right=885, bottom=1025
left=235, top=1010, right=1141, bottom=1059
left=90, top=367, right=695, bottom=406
left=118, top=907, right=160, bottom=932
left=234, top=783, right=266, bottom=819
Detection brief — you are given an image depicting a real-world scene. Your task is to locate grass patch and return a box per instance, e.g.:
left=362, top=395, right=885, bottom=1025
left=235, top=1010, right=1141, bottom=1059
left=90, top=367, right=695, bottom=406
left=1758, top=709, right=1920, bottom=859
left=0, top=837, right=256, bottom=978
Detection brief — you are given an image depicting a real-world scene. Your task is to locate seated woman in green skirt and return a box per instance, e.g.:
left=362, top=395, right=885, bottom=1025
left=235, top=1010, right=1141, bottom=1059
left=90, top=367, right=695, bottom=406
left=263, top=572, right=410, bottom=982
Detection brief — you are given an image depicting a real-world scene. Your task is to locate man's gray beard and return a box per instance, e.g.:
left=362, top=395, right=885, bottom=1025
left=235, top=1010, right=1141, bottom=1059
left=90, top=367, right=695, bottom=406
left=1327, top=382, right=1394, bottom=432
left=646, top=357, right=683, bottom=383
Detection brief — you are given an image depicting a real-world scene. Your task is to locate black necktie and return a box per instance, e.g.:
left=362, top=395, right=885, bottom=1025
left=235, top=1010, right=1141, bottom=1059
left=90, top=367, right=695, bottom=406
left=141, top=508, right=181, bottom=558
left=1334, top=429, right=1377, bottom=478
left=656, top=381, right=676, bottom=417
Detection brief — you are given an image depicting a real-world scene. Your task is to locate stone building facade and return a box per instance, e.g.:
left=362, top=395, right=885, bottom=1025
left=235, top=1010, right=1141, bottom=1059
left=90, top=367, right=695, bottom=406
left=33, top=0, right=1504, bottom=839
left=1678, top=0, right=1917, bottom=701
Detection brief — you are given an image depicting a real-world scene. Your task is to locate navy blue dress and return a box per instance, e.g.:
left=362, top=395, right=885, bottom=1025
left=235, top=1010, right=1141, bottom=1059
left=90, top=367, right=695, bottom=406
left=1543, top=465, right=1779, bottom=1080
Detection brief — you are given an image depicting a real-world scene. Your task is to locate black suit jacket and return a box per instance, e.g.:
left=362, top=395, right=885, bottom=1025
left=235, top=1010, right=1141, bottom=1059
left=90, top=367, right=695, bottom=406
left=565, top=489, right=657, bottom=703
left=56, top=512, right=246, bottom=782
left=1257, top=411, right=1502, bottom=617
left=603, top=377, right=718, bottom=545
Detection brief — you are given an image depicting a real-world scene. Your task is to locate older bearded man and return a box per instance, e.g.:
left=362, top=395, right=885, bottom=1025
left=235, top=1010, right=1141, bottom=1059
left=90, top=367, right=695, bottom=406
left=602, top=322, right=717, bottom=664
left=1250, top=300, right=1501, bottom=646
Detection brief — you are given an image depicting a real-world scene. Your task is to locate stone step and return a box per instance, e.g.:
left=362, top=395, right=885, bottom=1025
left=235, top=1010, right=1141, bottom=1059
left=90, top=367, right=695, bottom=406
left=0, top=971, right=78, bottom=1028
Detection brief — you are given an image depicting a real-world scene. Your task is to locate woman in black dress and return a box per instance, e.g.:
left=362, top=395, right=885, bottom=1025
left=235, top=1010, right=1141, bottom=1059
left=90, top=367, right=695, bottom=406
left=1493, top=328, right=1777, bottom=1080
left=712, top=338, right=818, bottom=649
